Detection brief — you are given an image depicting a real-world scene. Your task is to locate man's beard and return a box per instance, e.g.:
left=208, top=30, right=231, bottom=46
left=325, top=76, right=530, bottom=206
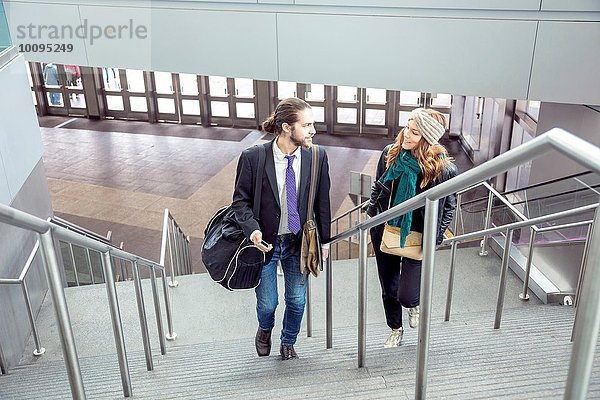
left=290, top=127, right=311, bottom=148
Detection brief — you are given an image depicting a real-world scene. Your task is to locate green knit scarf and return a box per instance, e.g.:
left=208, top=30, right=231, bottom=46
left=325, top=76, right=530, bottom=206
left=383, top=148, right=421, bottom=247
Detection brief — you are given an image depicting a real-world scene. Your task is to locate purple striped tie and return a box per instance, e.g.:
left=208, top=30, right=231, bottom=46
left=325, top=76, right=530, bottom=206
left=285, top=155, right=301, bottom=235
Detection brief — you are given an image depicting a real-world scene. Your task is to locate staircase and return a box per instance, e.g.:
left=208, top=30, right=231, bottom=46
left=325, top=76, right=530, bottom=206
left=2, top=249, right=599, bottom=399
left=1, top=306, right=598, bottom=399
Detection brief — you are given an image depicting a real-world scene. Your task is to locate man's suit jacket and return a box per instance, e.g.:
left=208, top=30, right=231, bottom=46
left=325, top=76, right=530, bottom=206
left=232, top=139, right=331, bottom=264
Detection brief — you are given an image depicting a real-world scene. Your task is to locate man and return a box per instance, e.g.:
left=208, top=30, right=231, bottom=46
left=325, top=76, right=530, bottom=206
left=232, top=97, right=331, bottom=360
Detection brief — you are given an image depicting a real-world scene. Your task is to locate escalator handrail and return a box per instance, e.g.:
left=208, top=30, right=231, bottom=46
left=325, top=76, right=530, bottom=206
left=460, top=170, right=594, bottom=208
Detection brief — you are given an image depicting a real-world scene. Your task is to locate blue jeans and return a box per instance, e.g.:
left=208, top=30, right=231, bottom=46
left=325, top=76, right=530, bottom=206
left=255, top=234, right=306, bottom=346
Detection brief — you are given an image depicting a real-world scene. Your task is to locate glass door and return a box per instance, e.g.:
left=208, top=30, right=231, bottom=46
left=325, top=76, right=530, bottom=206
left=178, top=73, right=203, bottom=125
left=361, top=88, right=389, bottom=136
left=232, top=78, right=257, bottom=128
left=153, top=71, right=179, bottom=122
left=124, top=69, right=150, bottom=121
left=102, top=67, right=126, bottom=118
left=333, top=86, right=361, bottom=134
left=103, top=68, right=150, bottom=121
left=397, top=90, right=425, bottom=129
left=42, top=63, right=67, bottom=115
left=206, top=76, right=234, bottom=126
left=298, top=83, right=328, bottom=133
left=62, top=64, right=86, bottom=116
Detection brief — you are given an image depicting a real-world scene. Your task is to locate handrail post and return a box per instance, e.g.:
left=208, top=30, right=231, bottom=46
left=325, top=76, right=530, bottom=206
left=132, top=261, right=153, bottom=371
left=85, top=248, right=95, bottom=285
left=571, top=222, right=593, bottom=342
left=185, top=235, right=192, bottom=275
left=335, top=220, right=339, bottom=259
left=347, top=214, right=352, bottom=258
left=479, top=190, right=494, bottom=256
left=172, top=220, right=182, bottom=277
left=574, top=223, right=593, bottom=309
left=564, top=208, right=600, bottom=399
left=415, top=198, right=439, bottom=400
left=306, top=276, right=312, bottom=337
left=68, top=243, right=80, bottom=286
left=519, top=227, right=537, bottom=301
left=101, top=251, right=132, bottom=398
left=326, top=253, right=333, bottom=349
left=444, top=241, right=459, bottom=322
left=357, top=227, right=368, bottom=368
left=161, top=269, right=177, bottom=340
left=453, top=193, right=462, bottom=235
left=167, top=218, right=179, bottom=288
left=21, top=281, right=46, bottom=356
left=494, top=229, right=514, bottom=329
left=149, top=267, right=167, bottom=355
left=38, top=230, right=86, bottom=399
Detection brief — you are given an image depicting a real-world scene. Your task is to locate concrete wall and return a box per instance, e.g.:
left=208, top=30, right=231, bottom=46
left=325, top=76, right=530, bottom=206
left=3, top=0, right=600, bottom=104
left=0, top=49, right=53, bottom=368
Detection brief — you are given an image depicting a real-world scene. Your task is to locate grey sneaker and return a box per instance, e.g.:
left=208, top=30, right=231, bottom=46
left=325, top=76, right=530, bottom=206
left=384, top=328, right=403, bottom=348
left=408, top=306, right=420, bottom=328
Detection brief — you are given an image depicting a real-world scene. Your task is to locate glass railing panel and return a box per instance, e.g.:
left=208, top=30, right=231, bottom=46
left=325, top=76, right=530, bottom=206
left=89, top=250, right=105, bottom=284
left=60, top=241, right=77, bottom=287
left=72, top=244, right=92, bottom=285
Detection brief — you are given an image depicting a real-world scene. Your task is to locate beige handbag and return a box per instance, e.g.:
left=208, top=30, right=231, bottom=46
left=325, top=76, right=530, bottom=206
left=380, top=224, right=423, bottom=260
left=379, top=181, right=423, bottom=260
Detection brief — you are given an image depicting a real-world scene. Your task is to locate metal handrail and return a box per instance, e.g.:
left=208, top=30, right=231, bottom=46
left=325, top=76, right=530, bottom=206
left=0, top=205, right=177, bottom=399
left=0, top=240, right=46, bottom=362
left=329, top=201, right=368, bottom=261
left=331, top=200, right=368, bottom=224
left=51, top=216, right=112, bottom=245
left=459, top=170, right=593, bottom=207
left=160, top=208, right=192, bottom=292
left=323, top=128, right=600, bottom=400
left=441, top=204, right=597, bottom=324
left=519, top=219, right=594, bottom=303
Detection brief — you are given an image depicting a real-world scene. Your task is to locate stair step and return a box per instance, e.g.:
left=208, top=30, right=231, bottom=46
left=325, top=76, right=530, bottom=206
left=2, top=304, right=599, bottom=399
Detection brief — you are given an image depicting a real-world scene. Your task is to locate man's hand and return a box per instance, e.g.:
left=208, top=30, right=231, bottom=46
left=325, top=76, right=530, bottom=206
left=321, top=247, right=329, bottom=261
left=251, top=231, right=273, bottom=253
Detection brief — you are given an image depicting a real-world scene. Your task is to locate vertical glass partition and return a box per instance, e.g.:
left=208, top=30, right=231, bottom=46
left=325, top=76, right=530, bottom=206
left=0, top=2, right=11, bottom=51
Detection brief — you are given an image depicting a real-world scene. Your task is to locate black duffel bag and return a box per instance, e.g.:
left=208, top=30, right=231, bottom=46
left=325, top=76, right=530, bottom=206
left=201, top=145, right=266, bottom=290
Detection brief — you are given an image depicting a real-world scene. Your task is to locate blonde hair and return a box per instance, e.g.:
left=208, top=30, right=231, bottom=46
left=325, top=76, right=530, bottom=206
left=386, top=109, right=453, bottom=188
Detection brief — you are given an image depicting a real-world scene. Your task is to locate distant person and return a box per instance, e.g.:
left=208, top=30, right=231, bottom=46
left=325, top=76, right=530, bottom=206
left=64, top=65, right=81, bottom=100
left=43, top=63, right=60, bottom=105
left=366, top=108, right=457, bottom=348
left=64, top=65, right=80, bottom=87
left=232, top=98, right=331, bottom=360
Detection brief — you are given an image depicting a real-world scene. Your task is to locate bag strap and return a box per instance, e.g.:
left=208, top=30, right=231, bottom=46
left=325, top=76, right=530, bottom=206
left=306, top=145, right=319, bottom=221
left=253, top=144, right=266, bottom=217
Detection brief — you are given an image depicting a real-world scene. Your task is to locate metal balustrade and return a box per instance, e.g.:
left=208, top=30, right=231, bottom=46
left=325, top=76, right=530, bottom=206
left=442, top=203, right=597, bottom=327
left=160, top=208, right=193, bottom=289
left=0, top=208, right=178, bottom=399
left=323, top=128, right=600, bottom=400
left=0, top=241, right=46, bottom=363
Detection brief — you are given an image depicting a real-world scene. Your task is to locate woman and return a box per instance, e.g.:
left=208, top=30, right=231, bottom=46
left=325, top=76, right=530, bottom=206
left=366, top=108, right=457, bottom=348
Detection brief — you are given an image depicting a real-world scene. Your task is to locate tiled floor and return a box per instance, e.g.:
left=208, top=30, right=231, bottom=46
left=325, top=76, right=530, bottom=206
left=40, top=116, right=472, bottom=273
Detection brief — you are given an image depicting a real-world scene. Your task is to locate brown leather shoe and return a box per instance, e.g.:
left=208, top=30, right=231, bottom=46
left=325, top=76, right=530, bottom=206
left=255, top=328, right=272, bottom=357
left=280, top=344, right=298, bottom=360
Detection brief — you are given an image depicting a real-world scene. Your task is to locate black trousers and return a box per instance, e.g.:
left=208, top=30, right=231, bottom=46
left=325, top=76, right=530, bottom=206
left=370, top=225, right=422, bottom=329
